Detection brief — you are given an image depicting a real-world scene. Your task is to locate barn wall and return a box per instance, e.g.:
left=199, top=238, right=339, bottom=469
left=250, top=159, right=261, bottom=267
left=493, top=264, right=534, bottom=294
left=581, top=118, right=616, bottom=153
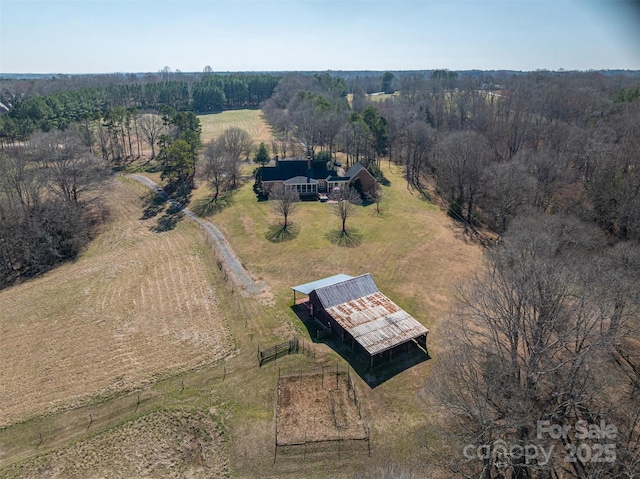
left=309, top=291, right=347, bottom=341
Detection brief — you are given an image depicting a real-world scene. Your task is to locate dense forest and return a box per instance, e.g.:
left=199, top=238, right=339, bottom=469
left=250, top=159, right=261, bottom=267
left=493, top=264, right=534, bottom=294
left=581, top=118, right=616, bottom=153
left=262, top=70, right=640, bottom=243
left=262, top=69, right=640, bottom=478
left=1, top=69, right=640, bottom=477
left=0, top=72, right=280, bottom=144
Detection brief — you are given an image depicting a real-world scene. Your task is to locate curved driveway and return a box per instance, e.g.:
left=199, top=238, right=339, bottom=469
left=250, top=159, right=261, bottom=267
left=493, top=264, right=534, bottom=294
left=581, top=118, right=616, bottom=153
left=128, top=174, right=270, bottom=299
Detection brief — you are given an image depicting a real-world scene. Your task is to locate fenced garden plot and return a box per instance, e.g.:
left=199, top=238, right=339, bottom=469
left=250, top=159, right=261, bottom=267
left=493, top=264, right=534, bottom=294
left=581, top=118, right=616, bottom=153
left=274, top=368, right=369, bottom=461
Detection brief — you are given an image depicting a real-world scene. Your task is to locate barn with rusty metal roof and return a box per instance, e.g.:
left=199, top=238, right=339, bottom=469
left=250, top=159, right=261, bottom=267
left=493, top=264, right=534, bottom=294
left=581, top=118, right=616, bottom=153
left=292, top=273, right=429, bottom=369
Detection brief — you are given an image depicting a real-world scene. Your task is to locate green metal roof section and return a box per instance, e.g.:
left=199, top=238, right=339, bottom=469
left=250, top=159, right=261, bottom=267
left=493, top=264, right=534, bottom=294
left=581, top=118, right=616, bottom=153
left=291, top=274, right=355, bottom=296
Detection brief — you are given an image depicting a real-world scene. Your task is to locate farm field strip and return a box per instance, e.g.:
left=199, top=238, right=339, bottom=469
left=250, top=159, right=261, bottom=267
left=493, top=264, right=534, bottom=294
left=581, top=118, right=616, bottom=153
left=0, top=178, right=235, bottom=428
left=198, top=110, right=274, bottom=144
left=128, top=173, right=272, bottom=300
left=0, top=409, right=229, bottom=479
left=1, top=109, right=485, bottom=478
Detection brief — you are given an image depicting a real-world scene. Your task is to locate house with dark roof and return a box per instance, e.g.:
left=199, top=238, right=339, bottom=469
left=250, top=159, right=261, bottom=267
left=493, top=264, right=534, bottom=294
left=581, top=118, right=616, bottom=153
left=345, top=162, right=377, bottom=193
left=259, top=157, right=377, bottom=199
left=291, top=273, right=429, bottom=369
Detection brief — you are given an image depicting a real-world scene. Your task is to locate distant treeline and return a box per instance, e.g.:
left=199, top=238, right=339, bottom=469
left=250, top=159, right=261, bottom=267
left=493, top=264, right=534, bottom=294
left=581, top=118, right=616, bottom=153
left=0, top=73, right=280, bottom=144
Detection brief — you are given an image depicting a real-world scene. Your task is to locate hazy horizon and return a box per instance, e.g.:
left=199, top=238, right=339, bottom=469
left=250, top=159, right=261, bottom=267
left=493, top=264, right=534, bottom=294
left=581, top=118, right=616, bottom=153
left=1, top=0, right=640, bottom=74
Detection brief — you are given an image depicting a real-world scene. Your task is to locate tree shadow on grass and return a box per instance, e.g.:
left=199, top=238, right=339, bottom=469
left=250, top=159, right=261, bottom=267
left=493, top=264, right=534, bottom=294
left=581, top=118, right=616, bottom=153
left=265, top=223, right=300, bottom=243
left=151, top=202, right=184, bottom=233
left=190, top=194, right=233, bottom=217
left=140, top=190, right=167, bottom=220
left=325, top=228, right=362, bottom=247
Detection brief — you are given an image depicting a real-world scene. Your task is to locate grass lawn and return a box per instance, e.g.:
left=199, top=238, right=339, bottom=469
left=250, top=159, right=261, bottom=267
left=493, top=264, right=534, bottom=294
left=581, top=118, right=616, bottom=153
left=199, top=110, right=275, bottom=145
left=191, top=160, right=483, bottom=476
left=0, top=110, right=484, bottom=478
left=202, top=162, right=481, bottom=337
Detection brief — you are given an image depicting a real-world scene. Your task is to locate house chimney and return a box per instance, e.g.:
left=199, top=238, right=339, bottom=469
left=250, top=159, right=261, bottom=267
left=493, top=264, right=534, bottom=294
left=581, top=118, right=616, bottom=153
left=307, top=155, right=312, bottom=170
left=275, top=155, right=279, bottom=167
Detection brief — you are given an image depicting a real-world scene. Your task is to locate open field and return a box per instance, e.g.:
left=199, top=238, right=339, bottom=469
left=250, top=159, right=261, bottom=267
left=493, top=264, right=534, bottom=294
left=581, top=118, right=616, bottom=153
left=0, top=177, right=234, bottom=428
left=1, top=110, right=484, bottom=478
left=0, top=409, right=228, bottom=479
left=199, top=109, right=274, bottom=145
left=202, top=161, right=481, bottom=340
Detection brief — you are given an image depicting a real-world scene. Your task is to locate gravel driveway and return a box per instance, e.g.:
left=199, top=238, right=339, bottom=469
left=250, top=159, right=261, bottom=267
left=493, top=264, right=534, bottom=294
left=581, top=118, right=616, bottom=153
left=128, top=174, right=271, bottom=300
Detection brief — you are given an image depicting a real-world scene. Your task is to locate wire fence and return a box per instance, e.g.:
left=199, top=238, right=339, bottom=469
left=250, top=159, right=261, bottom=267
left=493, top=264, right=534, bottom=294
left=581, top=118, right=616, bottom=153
left=258, top=338, right=315, bottom=366
left=273, top=364, right=370, bottom=463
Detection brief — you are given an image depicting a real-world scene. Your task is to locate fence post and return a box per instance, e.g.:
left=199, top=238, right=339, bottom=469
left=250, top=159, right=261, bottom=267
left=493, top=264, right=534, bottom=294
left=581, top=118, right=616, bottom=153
left=274, top=375, right=280, bottom=464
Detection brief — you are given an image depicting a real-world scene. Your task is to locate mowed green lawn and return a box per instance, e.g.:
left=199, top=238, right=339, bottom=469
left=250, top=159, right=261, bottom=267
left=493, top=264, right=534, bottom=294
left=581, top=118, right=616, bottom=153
left=196, top=159, right=483, bottom=477
left=201, top=162, right=481, bottom=344
left=0, top=109, right=484, bottom=479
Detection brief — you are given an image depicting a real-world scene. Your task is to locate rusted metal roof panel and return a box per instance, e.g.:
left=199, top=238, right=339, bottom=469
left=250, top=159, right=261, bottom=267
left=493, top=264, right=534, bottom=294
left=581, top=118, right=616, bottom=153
left=314, top=274, right=428, bottom=356
left=325, top=295, right=428, bottom=355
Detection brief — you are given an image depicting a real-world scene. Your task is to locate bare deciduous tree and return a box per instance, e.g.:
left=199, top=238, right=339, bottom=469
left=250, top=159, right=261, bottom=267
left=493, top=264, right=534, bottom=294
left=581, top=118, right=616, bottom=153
left=434, top=131, right=490, bottom=223
left=433, top=214, right=639, bottom=478
left=201, top=139, right=232, bottom=202
left=365, top=183, right=384, bottom=215
left=219, top=127, right=253, bottom=188
left=138, top=113, right=165, bottom=159
left=34, top=130, right=106, bottom=203
left=480, top=159, right=534, bottom=232
left=330, top=186, right=362, bottom=234
left=0, top=131, right=108, bottom=289
left=268, top=184, right=300, bottom=229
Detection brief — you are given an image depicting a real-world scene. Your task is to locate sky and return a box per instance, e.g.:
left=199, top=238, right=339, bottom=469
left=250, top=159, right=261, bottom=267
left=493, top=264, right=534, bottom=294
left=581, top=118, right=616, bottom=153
left=0, top=0, right=639, bottom=74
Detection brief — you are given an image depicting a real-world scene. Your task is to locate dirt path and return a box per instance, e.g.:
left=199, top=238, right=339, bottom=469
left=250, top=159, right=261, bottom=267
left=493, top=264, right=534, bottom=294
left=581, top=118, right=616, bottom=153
left=127, top=174, right=272, bottom=302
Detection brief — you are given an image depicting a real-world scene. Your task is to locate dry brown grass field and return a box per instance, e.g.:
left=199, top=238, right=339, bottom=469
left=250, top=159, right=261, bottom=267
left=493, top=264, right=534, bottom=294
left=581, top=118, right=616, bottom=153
left=199, top=110, right=274, bottom=145
left=276, top=373, right=367, bottom=445
left=0, top=409, right=228, bottom=479
left=0, top=177, right=234, bottom=428
left=1, top=109, right=484, bottom=478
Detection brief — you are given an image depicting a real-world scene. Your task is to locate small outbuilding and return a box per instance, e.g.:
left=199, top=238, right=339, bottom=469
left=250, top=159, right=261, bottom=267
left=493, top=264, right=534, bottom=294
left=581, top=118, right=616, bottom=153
left=292, top=273, right=429, bottom=369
